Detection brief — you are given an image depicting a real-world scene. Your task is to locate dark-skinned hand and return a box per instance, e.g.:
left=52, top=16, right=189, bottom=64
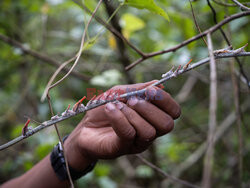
left=64, top=81, right=181, bottom=171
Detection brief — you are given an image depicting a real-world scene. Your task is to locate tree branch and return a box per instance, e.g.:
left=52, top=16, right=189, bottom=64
left=72, top=0, right=145, bottom=57
left=0, top=46, right=249, bottom=151
left=125, top=10, right=250, bottom=70
left=212, top=0, right=250, bottom=7
left=0, top=33, right=90, bottom=81
left=206, top=0, right=250, bottom=89
left=231, top=0, right=250, bottom=11
left=136, top=154, right=199, bottom=188
left=103, top=0, right=134, bottom=84
left=202, top=33, right=217, bottom=188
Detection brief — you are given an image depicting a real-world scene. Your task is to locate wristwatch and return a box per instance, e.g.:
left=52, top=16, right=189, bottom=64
left=50, top=135, right=97, bottom=181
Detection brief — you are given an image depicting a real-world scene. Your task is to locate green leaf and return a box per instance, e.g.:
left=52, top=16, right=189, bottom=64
left=124, top=0, right=170, bottom=21
left=121, top=13, right=145, bottom=38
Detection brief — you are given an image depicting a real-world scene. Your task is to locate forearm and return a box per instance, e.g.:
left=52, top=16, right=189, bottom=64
left=1, top=155, right=69, bottom=188
left=2, top=133, right=93, bottom=188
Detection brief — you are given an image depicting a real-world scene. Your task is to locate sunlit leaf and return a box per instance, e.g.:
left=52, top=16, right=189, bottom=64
left=124, top=0, right=169, bottom=21
left=120, top=13, right=145, bottom=38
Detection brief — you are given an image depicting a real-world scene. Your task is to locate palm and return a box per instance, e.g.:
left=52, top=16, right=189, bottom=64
left=78, top=106, right=130, bottom=159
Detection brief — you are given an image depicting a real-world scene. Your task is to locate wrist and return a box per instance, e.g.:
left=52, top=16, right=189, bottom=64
left=64, top=134, right=96, bottom=172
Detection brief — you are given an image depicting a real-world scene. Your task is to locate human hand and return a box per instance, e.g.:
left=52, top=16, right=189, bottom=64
left=64, top=81, right=181, bottom=171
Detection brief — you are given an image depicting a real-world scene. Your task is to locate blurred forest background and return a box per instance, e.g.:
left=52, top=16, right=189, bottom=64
left=0, top=0, right=249, bottom=187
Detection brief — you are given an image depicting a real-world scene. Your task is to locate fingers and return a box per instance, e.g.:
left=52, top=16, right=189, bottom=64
left=118, top=103, right=156, bottom=147
left=127, top=97, right=175, bottom=136
left=105, top=103, right=136, bottom=141
left=145, top=86, right=181, bottom=119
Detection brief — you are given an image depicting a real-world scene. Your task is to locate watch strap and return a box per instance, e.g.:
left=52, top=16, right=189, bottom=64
left=50, top=135, right=97, bottom=181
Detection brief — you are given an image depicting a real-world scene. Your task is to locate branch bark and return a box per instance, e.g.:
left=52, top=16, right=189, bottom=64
left=0, top=33, right=90, bottom=81
left=125, top=10, right=250, bottom=70
left=0, top=46, right=249, bottom=151
left=201, top=33, right=217, bottom=188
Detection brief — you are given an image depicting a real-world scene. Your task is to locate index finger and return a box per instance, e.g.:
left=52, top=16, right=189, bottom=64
left=145, top=86, right=181, bottom=119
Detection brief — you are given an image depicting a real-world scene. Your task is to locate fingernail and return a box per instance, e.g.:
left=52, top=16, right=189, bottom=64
left=128, top=97, right=138, bottom=106
left=106, top=102, right=116, bottom=111
left=116, top=102, right=124, bottom=110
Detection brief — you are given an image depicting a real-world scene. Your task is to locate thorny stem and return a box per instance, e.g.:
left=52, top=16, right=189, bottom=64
left=206, top=0, right=250, bottom=89
left=0, top=46, right=249, bottom=151
left=125, top=10, right=250, bottom=70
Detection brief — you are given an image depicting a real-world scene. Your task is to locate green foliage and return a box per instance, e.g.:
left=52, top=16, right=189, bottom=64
left=35, top=144, right=54, bottom=160
left=135, top=165, right=154, bottom=178
left=122, top=0, right=169, bottom=21
left=0, top=0, right=249, bottom=187
left=94, top=163, right=111, bottom=177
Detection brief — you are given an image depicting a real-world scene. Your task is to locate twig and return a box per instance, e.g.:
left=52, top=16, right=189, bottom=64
left=47, top=94, right=74, bottom=187
left=212, top=0, right=250, bottom=7
left=0, top=46, right=249, bottom=151
left=0, top=33, right=90, bottom=81
left=188, top=0, right=208, bottom=46
left=46, top=0, right=103, bottom=92
left=41, top=0, right=121, bottom=102
left=170, top=100, right=249, bottom=179
left=125, top=10, right=250, bottom=70
left=230, top=61, right=243, bottom=187
left=136, top=154, right=199, bottom=188
left=103, top=0, right=134, bottom=83
left=231, top=0, right=250, bottom=11
left=41, top=57, right=76, bottom=101
left=206, top=0, right=250, bottom=89
left=72, top=0, right=146, bottom=57
left=202, top=33, right=217, bottom=188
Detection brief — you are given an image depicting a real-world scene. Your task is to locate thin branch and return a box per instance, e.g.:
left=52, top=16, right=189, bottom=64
left=41, top=57, right=76, bottom=101
left=72, top=0, right=146, bottom=57
left=188, top=0, right=208, bottom=46
left=231, top=0, right=250, bottom=11
left=170, top=100, right=249, bottom=179
left=41, top=0, right=121, bottom=102
left=0, top=33, right=90, bottom=81
left=47, top=0, right=103, bottom=91
left=206, top=0, right=250, bottom=89
left=202, top=33, right=217, bottom=188
left=125, top=10, right=250, bottom=70
left=0, top=46, right=249, bottom=151
left=212, top=0, right=250, bottom=7
left=136, top=154, right=199, bottom=188
left=103, top=0, right=134, bottom=84
left=47, top=94, right=74, bottom=187
left=230, top=61, right=243, bottom=187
